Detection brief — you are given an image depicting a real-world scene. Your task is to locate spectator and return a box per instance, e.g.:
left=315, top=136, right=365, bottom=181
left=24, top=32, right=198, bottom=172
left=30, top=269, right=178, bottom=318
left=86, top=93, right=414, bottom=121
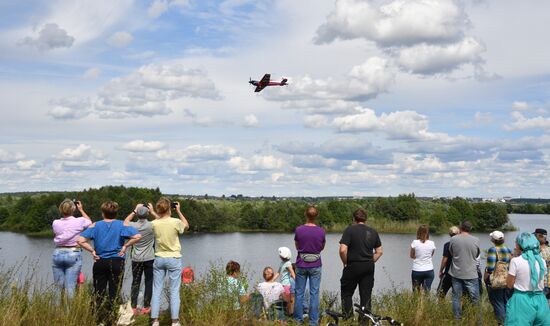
left=256, top=266, right=289, bottom=320
left=448, top=220, right=481, bottom=320
left=124, top=203, right=155, bottom=315
left=293, top=206, right=326, bottom=326
left=51, top=199, right=91, bottom=298
left=410, top=224, right=436, bottom=292
left=150, top=198, right=189, bottom=326
left=437, top=226, right=460, bottom=298
left=505, top=232, right=550, bottom=325
left=274, top=247, right=295, bottom=315
left=339, top=209, right=383, bottom=320
left=226, top=260, right=249, bottom=310
left=533, top=228, right=550, bottom=302
left=484, top=231, right=512, bottom=325
left=77, top=201, right=141, bottom=325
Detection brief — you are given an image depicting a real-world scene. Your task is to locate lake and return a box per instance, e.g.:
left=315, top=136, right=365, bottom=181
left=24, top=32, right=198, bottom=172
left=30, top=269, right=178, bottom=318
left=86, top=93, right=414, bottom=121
left=0, top=214, right=548, bottom=297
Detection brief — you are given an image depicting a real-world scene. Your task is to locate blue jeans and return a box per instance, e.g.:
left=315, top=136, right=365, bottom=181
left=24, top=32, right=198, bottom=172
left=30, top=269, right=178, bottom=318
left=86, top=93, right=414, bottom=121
left=451, top=277, right=480, bottom=319
left=487, top=284, right=511, bottom=324
left=151, top=257, right=182, bottom=320
left=52, top=249, right=82, bottom=298
left=293, top=266, right=322, bottom=326
left=411, top=270, right=434, bottom=292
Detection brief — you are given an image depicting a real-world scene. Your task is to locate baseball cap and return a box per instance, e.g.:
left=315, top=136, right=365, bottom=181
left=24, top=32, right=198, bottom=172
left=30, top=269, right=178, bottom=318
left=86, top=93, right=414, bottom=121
left=278, top=247, right=292, bottom=260
left=534, top=228, right=547, bottom=236
left=136, top=206, right=149, bottom=218
left=489, top=230, right=504, bottom=240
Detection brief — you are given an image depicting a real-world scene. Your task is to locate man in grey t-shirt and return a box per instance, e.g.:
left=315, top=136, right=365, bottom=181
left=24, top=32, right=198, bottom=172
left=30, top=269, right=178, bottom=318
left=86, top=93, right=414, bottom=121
left=124, top=204, right=155, bottom=313
left=448, top=220, right=480, bottom=320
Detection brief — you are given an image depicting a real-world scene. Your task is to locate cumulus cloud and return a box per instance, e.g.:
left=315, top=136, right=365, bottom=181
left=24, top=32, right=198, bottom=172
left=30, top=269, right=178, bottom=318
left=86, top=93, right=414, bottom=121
left=395, top=37, right=485, bottom=75
left=304, top=115, right=329, bottom=128
left=243, top=114, right=259, bottom=128
left=0, top=149, right=25, bottom=163
left=21, top=23, right=75, bottom=50
left=47, top=97, right=92, bottom=120
left=49, top=62, right=221, bottom=119
left=83, top=67, right=101, bottom=80
left=228, top=155, right=285, bottom=174
left=512, top=101, right=529, bottom=110
left=504, top=111, right=550, bottom=131
left=315, top=0, right=489, bottom=76
left=120, top=140, right=166, bottom=152
left=263, top=57, right=394, bottom=110
left=148, top=0, right=190, bottom=18
left=16, top=160, right=37, bottom=170
left=54, top=144, right=109, bottom=171
left=315, top=0, right=466, bottom=47
left=107, top=31, right=133, bottom=48
left=157, top=145, right=237, bottom=162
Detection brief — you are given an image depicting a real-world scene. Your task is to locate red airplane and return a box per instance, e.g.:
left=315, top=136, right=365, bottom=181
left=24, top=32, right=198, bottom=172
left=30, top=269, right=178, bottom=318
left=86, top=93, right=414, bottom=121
left=249, top=74, right=288, bottom=92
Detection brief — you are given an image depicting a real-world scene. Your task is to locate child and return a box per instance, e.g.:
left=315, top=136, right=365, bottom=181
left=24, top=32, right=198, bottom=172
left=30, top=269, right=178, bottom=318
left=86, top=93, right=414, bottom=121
left=274, top=247, right=295, bottom=315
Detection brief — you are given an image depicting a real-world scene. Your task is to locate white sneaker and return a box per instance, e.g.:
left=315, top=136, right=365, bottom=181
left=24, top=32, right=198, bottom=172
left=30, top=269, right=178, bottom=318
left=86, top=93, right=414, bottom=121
left=152, top=322, right=159, bottom=326
left=171, top=323, right=181, bottom=326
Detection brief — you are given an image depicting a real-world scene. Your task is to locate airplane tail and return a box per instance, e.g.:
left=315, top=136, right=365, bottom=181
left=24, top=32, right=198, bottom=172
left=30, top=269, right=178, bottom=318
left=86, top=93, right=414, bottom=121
left=281, top=78, right=288, bottom=85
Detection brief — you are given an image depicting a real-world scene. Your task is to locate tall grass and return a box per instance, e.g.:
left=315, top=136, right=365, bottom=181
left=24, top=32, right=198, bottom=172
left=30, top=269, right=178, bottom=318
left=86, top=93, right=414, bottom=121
left=0, top=263, right=501, bottom=326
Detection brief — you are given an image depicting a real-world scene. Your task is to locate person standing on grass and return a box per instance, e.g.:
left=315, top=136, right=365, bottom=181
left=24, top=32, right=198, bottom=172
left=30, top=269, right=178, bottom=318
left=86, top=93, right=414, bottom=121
left=124, top=203, right=156, bottom=315
left=484, top=230, right=512, bottom=325
left=339, top=209, right=383, bottom=321
left=77, top=201, right=141, bottom=325
left=533, top=228, right=550, bottom=303
left=437, top=226, right=460, bottom=298
left=505, top=232, right=550, bottom=325
left=51, top=199, right=92, bottom=298
left=293, top=206, right=326, bottom=326
left=448, top=220, right=481, bottom=320
left=410, top=224, right=436, bottom=292
left=150, top=198, right=189, bottom=326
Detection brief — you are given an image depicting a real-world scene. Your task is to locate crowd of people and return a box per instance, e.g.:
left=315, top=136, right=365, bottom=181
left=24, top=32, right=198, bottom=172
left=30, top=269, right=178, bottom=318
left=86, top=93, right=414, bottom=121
left=50, top=199, right=550, bottom=326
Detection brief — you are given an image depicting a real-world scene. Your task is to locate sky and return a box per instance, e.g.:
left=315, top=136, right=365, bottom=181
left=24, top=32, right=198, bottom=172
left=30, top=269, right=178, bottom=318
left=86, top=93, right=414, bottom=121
left=1, top=0, right=550, bottom=198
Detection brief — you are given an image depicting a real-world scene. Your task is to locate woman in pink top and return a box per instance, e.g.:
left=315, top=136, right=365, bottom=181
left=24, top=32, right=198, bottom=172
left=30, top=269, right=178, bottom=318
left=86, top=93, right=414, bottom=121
left=51, top=199, right=91, bottom=298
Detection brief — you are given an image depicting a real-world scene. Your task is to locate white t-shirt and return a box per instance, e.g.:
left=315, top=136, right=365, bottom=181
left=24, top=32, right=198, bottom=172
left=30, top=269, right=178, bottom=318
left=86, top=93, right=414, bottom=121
left=508, top=256, right=545, bottom=292
left=256, top=282, right=284, bottom=308
left=411, top=239, right=436, bottom=272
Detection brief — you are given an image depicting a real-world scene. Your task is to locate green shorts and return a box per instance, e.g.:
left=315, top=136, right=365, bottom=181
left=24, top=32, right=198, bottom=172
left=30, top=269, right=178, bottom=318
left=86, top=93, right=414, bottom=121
left=505, top=290, right=550, bottom=326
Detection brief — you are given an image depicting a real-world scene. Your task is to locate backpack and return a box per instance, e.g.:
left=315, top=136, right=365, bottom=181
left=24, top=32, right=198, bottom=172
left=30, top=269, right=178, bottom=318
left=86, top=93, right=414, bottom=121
left=489, top=249, right=508, bottom=289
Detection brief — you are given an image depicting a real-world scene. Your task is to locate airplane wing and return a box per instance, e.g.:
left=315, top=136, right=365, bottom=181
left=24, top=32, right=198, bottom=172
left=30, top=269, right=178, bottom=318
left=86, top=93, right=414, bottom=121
left=254, top=84, right=266, bottom=92
left=260, top=74, right=270, bottom=84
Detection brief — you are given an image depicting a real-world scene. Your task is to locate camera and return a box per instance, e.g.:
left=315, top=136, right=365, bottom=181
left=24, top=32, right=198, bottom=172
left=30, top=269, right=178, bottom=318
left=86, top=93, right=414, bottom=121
left=171, top=202, right=177, bottom=209
left=142, top=203, right=149, bottom=208
left=72, top=199, right=79, bottom=205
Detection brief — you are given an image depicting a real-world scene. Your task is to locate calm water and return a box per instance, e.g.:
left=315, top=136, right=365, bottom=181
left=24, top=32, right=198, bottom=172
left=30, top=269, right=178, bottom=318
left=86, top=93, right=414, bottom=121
left=0, top=214, right=548, bottom=296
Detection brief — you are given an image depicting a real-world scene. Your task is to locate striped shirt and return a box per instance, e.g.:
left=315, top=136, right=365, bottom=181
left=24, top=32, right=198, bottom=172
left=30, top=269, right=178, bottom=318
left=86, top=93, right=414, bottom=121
left=486, top=245, right=512, bottom=274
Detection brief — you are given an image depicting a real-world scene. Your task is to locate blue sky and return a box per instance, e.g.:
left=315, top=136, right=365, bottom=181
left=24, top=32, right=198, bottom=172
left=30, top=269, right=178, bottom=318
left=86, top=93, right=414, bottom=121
left=1, top=0, right=550, bottom=197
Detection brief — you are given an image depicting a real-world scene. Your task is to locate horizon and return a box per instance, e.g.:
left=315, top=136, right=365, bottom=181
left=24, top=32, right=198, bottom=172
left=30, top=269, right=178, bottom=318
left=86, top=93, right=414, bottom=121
left=1, top=1, right=550, bottom=197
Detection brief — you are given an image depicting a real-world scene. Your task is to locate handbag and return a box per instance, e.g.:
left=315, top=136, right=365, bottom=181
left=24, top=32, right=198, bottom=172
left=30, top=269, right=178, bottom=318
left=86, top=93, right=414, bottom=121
left=489, top=249, right=508, bottom=289
left=116, top=301, right=134, bottom=325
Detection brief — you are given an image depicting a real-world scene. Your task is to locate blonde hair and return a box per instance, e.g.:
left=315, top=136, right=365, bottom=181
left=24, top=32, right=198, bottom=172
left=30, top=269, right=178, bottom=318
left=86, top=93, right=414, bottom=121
left=156, top=197, right=171, bottom=215
left=100, top=201, right=118, bottom=219
left=59, top=199, right=76, bottom=217
left=416, top=224, right=430, bottom=243
left=449, top=226, right=460, bottom=237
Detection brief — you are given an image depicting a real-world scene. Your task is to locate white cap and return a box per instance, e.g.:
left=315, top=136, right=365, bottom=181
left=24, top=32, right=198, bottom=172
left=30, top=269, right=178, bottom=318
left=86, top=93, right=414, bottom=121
left=490, top=230, right=504, bottom=240
left=278, top=247, right=292, bottom=260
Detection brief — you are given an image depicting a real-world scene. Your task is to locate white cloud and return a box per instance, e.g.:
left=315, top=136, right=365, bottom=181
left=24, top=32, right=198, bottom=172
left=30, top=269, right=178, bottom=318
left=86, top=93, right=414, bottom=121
left=243, top=114, right=259, bottom=128
left=504, top=111, right=550, bottom=131
left=304, top=115, right=329, bottom=128
left=228, top=155, right=285, bottom=173
left=20, top=23, right=75, bottom=50
left=148, top=0, right=169, bottom=18
left=120, top=140, right=166, bottom=152
left=47, top=97, right=91, bottom=120
left=512, top=101, right=529, bottom=111
left=56, top=144, right=104, bottom=161
left=83, top=67, right=101, bottom=80
left=315, top=0, right=466, bottom=47
left=473, top=111, right=493, bottom=125
left=107, top=31, right=133, bottom=48
left=0, top=149, right=25, bottom=163
left=395, top=37, right=485, bottom=75
left=157, top=145, right=237, bottom=162
left=16, top=160, right=37, bottom=170
left=54, top=144, right=109, bottom=171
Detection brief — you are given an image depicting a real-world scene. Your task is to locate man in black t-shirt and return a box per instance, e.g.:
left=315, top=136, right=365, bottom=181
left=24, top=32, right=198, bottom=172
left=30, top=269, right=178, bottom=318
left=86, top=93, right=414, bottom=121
left=339, top=209, right=383, bottom=319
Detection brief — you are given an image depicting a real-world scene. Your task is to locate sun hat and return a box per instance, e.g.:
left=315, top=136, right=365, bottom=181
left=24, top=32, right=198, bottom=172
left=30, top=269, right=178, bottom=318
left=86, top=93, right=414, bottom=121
left=278, top=247, right=292, bottom=260
left=136, top=206, right=149, bottom=218
left=489, top=230, right=504, bottom=241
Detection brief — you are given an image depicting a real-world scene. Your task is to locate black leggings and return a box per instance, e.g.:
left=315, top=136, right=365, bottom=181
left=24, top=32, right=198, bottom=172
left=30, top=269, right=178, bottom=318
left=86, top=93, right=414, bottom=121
left=93, top=258, right=125, bottom=324
left=131, top=260, right=154, bottom=308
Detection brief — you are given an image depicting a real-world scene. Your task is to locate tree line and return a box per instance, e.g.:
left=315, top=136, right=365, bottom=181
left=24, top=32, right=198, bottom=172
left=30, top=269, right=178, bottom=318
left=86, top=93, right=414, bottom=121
left=0, top=186, right=510, bottom=234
